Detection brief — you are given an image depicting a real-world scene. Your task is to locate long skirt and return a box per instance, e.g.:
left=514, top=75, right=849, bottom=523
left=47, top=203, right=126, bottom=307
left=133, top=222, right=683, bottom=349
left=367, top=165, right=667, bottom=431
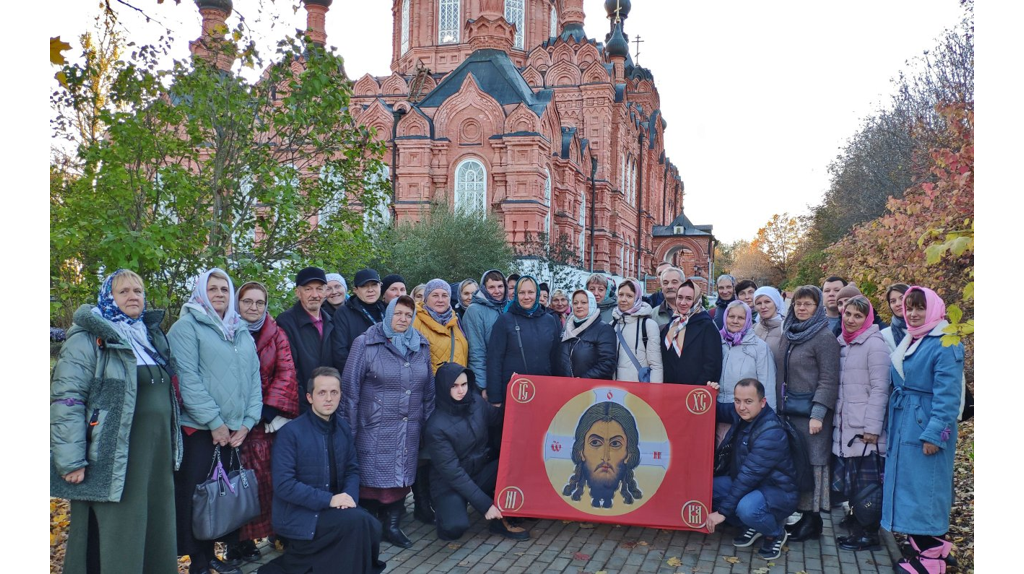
left=64, top=364, right=177, bottom=574
left=239, top=426, right=275, bottom=540
left=797, top=465, right=831, bottom=512
left=258, top=507, right=386, bottom=574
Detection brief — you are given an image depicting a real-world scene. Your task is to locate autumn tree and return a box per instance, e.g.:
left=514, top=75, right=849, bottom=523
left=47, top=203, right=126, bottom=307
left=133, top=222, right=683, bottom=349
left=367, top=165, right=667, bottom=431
left=51, top=30, right=389, bottom=324
left=751, top=213, right=805, bottom=282
left=730, top=240, right=781, bottom=287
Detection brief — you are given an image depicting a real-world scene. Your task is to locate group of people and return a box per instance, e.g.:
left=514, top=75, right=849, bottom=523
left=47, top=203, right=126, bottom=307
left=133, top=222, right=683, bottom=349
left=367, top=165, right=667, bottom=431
left=49, top=262, right=965, bottom=573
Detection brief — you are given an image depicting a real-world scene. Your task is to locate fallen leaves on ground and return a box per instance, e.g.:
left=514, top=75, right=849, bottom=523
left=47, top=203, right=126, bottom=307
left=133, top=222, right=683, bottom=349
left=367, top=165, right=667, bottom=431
left=666, top=556, right=682, bottom=567
left=579, top=522, right=595, bottom=529
left=573, top=551, right=590, bottom=561
left=50, top=499, right=70, bottom=574
left=723, top=555, right=741, bottom=564
left=752, top=568, right=770, bottom=574
left=446, top=543, right=461, bottom=550
left=948, top=420, right=975, bottom=573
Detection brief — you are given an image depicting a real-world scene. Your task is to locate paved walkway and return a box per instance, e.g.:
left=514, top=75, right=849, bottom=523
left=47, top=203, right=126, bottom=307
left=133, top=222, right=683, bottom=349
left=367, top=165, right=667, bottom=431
left=241, top=501, right=901, bottom=573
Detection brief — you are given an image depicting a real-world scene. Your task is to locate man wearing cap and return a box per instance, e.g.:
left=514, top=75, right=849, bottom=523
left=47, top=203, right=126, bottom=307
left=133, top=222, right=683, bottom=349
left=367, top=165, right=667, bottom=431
left=333, top=268, right=387, bottom=372
left=381, top=274, right=407, bottom=305
left=277, top=267, right=348, bottom=413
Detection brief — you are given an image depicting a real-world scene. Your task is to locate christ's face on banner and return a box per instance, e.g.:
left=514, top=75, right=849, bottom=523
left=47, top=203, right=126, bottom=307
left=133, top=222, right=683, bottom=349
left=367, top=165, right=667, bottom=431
left=582, top=420, right=629, bottom=493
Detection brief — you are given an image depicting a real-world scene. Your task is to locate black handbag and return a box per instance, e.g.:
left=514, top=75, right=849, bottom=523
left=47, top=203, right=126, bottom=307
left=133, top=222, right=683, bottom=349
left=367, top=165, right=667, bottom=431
left=846, top=435, right=884, bottom=528
left=192, top=446, right=260, bottom=540
left=712, top=436, right=734, bottom=477
left=781, top=346, right=814, bottom=416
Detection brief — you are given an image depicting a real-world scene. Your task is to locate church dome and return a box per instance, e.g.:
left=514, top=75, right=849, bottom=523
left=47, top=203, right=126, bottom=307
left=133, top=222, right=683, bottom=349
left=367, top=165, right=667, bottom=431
left=604, top=0, right=631, bottom=20
left=303, top=0, right=334, bottom=6
left=195, top=0, right=233, bottom=11
left=605, top=22, right=629, bottom=58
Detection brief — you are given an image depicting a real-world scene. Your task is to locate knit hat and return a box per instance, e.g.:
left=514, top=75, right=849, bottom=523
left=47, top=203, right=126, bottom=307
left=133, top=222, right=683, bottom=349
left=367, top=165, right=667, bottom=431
left=381, top=274, right=406, bottom=293
left=836, top=284, right=863, bottom=301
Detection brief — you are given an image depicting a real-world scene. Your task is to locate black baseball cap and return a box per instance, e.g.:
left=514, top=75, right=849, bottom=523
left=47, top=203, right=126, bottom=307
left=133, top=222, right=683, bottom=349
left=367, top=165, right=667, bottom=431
left=295, top=266, right=328, bottom=286
left=354, top=268, right=381, bottom=287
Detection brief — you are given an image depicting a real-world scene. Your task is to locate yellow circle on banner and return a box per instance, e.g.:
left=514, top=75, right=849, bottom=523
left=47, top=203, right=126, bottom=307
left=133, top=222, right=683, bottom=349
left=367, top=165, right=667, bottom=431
left=542, top=387, right=669, bottom=517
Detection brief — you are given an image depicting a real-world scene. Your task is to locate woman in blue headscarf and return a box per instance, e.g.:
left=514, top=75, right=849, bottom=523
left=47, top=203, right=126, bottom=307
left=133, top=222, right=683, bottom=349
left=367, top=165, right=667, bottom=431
left=51, top=269, right=182, bottom=574
left=341, top=295, right=435, bottom=549
left=557, top=289, right=617, bottom=379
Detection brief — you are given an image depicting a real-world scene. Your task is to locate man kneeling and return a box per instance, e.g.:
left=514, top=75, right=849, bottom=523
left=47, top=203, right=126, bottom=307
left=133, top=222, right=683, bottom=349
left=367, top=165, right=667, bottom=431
left=259, top=367, right=386, bottom=574
left=705, top=378, right=798, bottom=561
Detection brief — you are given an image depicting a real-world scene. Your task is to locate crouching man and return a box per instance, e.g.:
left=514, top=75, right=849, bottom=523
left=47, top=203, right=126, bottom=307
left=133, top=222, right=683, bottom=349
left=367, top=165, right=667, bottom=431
left=705, top=378, right=798, bottom=561
left=259, top=367, right=386, bottom=574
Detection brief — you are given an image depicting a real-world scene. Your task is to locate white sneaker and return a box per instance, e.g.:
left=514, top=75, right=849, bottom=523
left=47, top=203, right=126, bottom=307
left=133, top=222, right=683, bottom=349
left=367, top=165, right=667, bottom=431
left=785, top=512, right=803, bottom=526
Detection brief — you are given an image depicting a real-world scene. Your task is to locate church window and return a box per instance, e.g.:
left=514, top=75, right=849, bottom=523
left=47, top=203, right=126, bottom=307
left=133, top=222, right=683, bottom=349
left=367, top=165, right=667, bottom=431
left=550, top=5, right=558, bottom=36
left=362, top=164, right=392, bottom=230
left=455, top=159, right=487, bottom=217
left=505, top=0, right=525, bottom=50
left=439, top=0, right=460, bottom=44
left=578, top=192, right=586, bottom=260
left=544, top=167, right=552, bottom=241
left=401, top=0, right=410, bottom=54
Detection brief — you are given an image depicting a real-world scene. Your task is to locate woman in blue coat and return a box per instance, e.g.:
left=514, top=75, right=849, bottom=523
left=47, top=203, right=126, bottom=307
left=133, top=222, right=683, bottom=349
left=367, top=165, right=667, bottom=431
left=882, top=287, right=964, bottom=573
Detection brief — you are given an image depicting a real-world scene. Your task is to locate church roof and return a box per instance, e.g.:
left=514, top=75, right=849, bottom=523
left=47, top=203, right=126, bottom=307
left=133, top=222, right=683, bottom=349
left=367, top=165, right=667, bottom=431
left=652, top=211, right=714, bottom=237
left=417, top=49, right=553, bottom=116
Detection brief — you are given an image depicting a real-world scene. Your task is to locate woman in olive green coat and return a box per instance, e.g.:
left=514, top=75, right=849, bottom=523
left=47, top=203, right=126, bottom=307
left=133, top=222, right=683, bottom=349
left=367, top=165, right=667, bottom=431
left=51, top=269, right=182, bottom=574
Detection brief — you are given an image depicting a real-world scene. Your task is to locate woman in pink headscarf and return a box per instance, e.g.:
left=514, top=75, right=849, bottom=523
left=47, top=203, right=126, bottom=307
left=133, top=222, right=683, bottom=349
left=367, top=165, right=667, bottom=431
left=831, top=296, right=891, bottom=551
left=881, top=287, right=965, bottom=573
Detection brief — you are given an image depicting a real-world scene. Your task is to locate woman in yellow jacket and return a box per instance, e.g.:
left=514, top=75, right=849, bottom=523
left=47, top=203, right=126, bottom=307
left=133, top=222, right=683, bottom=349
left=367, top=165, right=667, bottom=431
left=409, top=278, right=470, bottom=525
left=413, top=278, right=469, bottom=374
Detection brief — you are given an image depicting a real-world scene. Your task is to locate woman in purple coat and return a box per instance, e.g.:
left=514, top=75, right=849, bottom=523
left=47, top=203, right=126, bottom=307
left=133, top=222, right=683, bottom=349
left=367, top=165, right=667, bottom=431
left=341, top=295, right=435, bottom=549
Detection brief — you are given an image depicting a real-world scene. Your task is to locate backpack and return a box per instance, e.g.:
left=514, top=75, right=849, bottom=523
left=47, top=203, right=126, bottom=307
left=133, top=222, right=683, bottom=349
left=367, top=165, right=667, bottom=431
left=752, top=415, right=815, bottom=492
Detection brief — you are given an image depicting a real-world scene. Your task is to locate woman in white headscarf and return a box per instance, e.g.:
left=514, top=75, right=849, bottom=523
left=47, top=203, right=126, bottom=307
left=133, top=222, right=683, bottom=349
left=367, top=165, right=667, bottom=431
left=611, top=278, right=663, bottom=382
left=324, top=273, right=348, bottom=314
left=168, top=268, right=262, bottom=574
left=556, top=289, right=617, bottom=380
left=753, top=286, right=786, bottom=360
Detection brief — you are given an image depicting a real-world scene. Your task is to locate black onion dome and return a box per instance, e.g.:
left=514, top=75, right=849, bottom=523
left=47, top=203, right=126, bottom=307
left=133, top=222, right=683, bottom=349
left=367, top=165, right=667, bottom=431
left=195, top=0, right=233, bottom=12
left=604, top=22, right=628, bottom=58
left=304, top=0, right=334, bottom=7
left=604, top=0, right=631, bottom=20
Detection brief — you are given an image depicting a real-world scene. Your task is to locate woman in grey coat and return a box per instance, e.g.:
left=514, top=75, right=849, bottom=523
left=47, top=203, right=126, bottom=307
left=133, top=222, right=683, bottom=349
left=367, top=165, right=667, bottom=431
left=168, top=268, right=262, bottom=574
left=718, top=301, right=777, bottom=445
left=832, top=296, right=891, bottom=551
left=774, top=285, right=840, bottom=542
left=342, top=295, right=435, bottom=549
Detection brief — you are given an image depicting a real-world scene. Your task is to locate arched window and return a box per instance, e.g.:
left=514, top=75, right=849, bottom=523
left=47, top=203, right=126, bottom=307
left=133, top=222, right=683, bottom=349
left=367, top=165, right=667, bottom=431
left=578, top=192, right=586, bottom=260
left=455, top=159, right=487, bottom=217
left=401, top=0, right=411, bottom=54
left=620, top=154, right=627, bottom=196
left=550, top=5, right=558, bottom=36
left=505, top=0, right=525, bottom=50
left=438, top=0, right=460, bottom=44
left=630, top=160, right=637, bottom=205
left=363, top=164, right=392, bottom=230
left=543, top=167, right=552, bottom=241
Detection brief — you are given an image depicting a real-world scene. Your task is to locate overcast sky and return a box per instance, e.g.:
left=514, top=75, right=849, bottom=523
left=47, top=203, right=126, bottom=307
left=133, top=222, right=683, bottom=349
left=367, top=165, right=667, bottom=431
left=51, top=0, right=968, bottom=242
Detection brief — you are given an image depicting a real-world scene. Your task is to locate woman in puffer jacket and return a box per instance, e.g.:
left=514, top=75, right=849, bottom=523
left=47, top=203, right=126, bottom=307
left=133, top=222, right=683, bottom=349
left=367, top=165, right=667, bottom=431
left=51, top=269, right=182, bottom=574
left=832, top=295, right=891, bottom=551
left=718, top=300, right=777, bottom=445
left=611, top=278, right=663, bottom=383
left=557, top=289, right=617, bottom=380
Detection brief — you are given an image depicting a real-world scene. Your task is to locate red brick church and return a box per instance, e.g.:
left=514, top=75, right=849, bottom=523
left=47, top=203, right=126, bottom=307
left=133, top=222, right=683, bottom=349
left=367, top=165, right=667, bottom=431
left=192, top=0, right=715, bottom=281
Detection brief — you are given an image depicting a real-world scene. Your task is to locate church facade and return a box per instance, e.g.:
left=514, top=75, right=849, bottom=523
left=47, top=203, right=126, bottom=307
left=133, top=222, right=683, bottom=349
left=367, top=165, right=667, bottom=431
left=192, top=0, right=714, bottom=281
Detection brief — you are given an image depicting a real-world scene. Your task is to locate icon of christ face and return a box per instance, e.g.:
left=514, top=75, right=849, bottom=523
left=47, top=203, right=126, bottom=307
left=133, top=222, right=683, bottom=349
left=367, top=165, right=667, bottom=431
left=563, top=402, right=643, bottom=508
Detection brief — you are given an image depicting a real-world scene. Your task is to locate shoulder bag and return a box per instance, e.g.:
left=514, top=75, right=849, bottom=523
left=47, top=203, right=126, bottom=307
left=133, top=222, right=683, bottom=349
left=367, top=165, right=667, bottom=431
left=192, top=446, right=260, bottom=540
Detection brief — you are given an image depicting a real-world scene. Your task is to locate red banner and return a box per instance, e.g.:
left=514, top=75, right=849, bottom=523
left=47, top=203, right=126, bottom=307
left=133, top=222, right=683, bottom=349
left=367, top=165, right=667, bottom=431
left=495, top=375, right=717, bottom=532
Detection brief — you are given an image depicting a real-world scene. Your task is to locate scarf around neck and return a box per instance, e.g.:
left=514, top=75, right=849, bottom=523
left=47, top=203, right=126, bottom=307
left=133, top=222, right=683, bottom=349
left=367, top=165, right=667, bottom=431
left=563, top=290, right=599, bottom=341
left=889, top=315, right=908, bottom=346
left=382, top=297, right=422, bottom=357
left=236, top=281, right=268, bottom=333
left=93, top=269, right=157, bottom=364
left=511, top=275, right=543, bottom=317
left=423, top=278, right=454, bottom=325
left=783, top=285, right=829, bottom=344
left=720, top=300, right=753, bottom=347
left=904, top=286, right=947, bottom=340
left=479, top=268, right=508, bottom=308
left=616, top=278, right=644, bottom=316
left=665, top=282, right=705, bottom=352
left=184, top=268, right=241, bottom=342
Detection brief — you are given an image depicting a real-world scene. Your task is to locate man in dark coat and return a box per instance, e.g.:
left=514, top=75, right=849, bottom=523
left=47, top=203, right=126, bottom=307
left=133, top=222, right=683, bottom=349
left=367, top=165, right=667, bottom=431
left=706, top=379, right=798, bottom=561
left=259, top=367, right=385, bottom=574
left=424, top=363, right=528, bottom=541
left=333, top=268, right=387, bottom=373
left=276, top=267, right=347, bottom=413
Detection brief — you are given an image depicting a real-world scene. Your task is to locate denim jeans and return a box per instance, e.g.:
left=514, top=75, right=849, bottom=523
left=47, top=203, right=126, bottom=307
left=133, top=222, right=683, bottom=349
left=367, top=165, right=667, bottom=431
left=712, top=475, right=785, bottom=538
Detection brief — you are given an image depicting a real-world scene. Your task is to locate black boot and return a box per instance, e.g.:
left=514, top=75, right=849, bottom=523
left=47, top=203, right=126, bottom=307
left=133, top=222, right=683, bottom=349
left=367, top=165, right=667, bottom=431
left=382, top=501, right=413, bottom=549
left=789, top=511, right=823, bottom=542
left=837, top=522, right=881, bottom=552
left=412, top=465, right=435, bottom=524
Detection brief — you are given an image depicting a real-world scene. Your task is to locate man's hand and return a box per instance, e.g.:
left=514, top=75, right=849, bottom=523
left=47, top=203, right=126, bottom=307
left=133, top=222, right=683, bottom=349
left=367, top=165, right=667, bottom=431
left=330, top=493, right=357, bottom=509
left=63, top=468, right=85, bottom=484
left=485, top=505, right=503, bottom=520
left=229, top=426, right=249, bottom=448
left=211, top=424, right=231, bottom=446
left=862, top=433, right=879, bottom=445
left=706, top=382, right=720, bottom=391
left=809, top=419, right=823, bottom=435
left=922, top=441, right=940, bottom=456
left=705, top=511, right=726, bottom=533
left=492, top=403, right=502, bottom=408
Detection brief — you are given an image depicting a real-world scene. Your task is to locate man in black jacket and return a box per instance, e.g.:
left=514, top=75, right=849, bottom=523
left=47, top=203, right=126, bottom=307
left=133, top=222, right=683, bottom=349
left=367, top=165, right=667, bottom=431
left=706, top=379, right=799, bottom=561
left=277, top=267, right=347, bottom=413
left=333, top=268, right=386, bottom=373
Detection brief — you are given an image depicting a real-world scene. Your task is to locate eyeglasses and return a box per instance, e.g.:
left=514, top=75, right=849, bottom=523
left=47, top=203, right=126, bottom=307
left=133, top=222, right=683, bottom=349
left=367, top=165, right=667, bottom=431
left=240, top=299, right=267, bottom=309
left=793, top=301, right=816, bottom=309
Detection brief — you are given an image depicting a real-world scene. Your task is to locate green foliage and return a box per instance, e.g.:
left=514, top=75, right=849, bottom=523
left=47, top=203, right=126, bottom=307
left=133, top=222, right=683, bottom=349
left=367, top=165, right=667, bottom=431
left=51, top=29, right=389, bottom=325
left=383, top=203, right=516, bottom=286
